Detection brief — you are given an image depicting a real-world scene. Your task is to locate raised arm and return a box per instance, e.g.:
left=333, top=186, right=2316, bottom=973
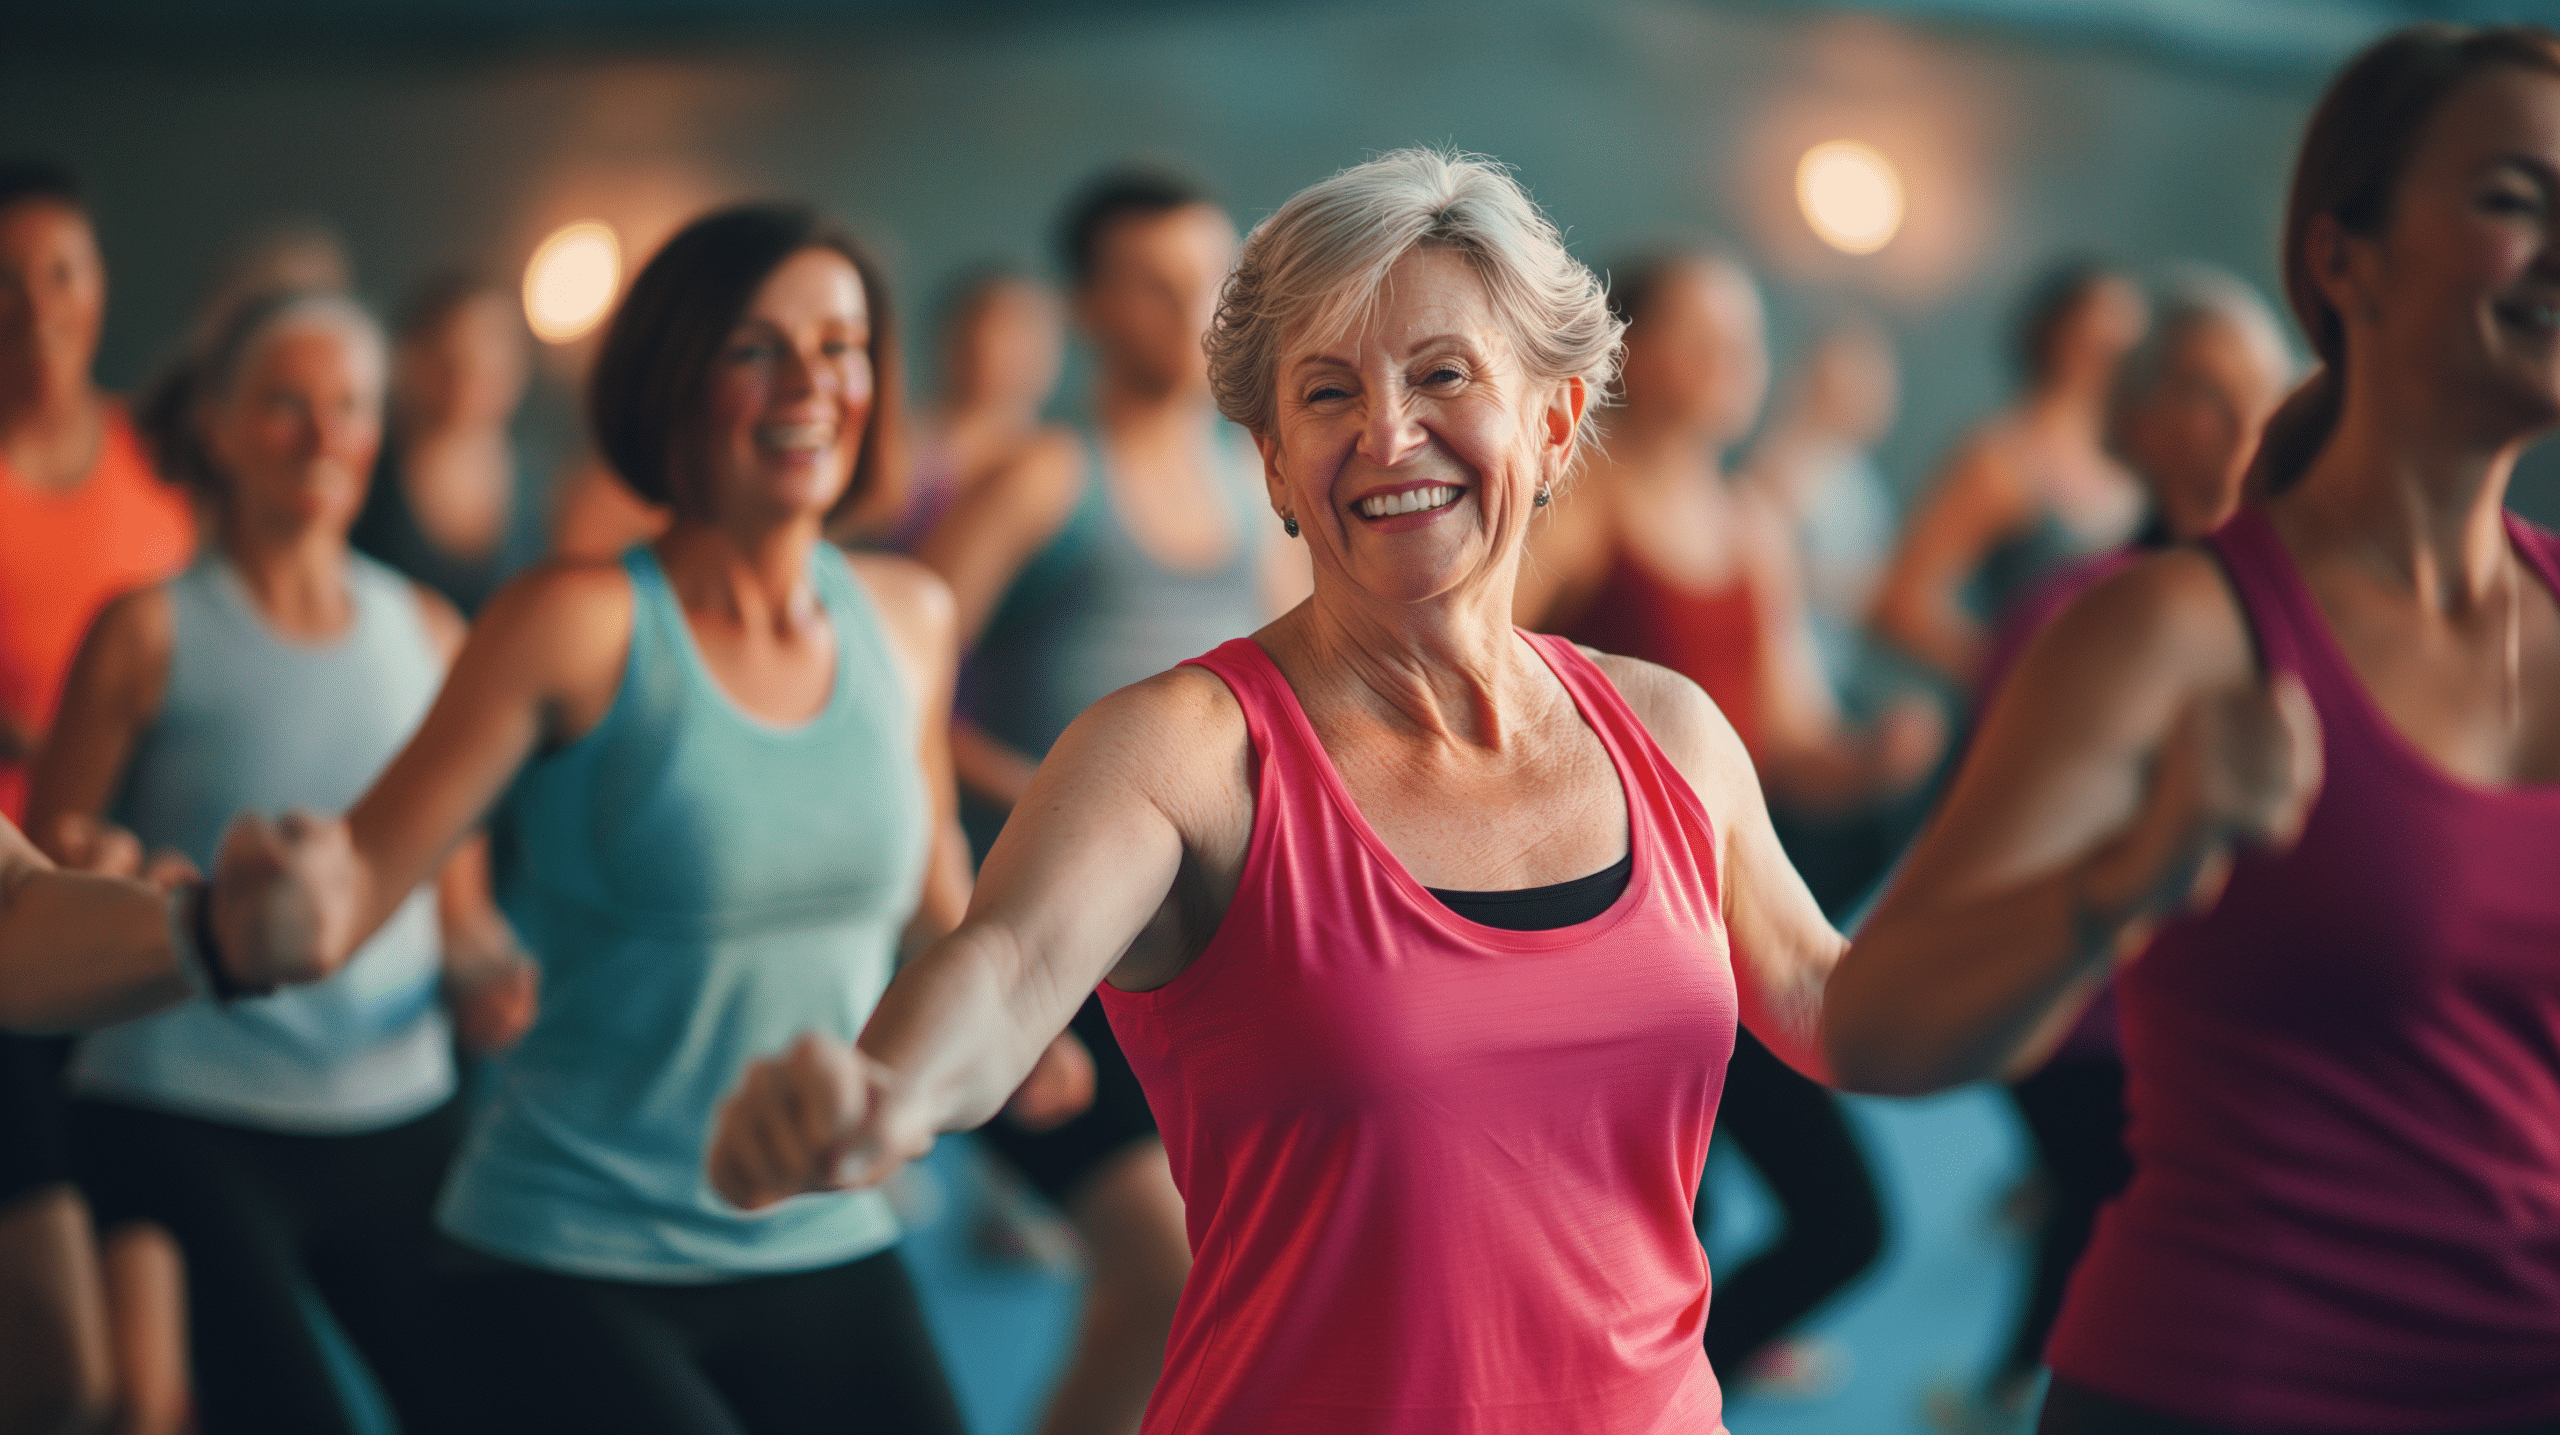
left=1824, top=550, right=2321, bottom=1094
left=708, top=665, right=1246, bottom=1209
left=25, top=587, right=172, bottom=869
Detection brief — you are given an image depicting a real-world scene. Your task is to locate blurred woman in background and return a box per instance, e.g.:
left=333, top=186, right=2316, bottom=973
left=1872, top=262, right=2149, bottom=688
left=1833, top=24, right=2560, bottom=1431
left=1928, top=267, right=2294, bottom=1435
left=352, top=267, right=551, bottom=617
left=1520, top=248, right=1934, bottom=1394
left=890, top=266, right=1065, bottom=551
left=29, top=289, right=529, bottom=1435
left=183, top=204, right=974, bottom=1435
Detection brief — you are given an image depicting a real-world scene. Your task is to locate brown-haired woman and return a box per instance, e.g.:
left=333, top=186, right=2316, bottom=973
left=195, top=205, right=974, bottom=1433
left=1830, top=24, right=2560, bottom=1433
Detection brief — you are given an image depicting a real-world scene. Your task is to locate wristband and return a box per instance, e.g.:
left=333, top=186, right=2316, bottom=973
left=165, top=884, right=214, bottom=1002
left=186, top=880, right=274, bottom=1003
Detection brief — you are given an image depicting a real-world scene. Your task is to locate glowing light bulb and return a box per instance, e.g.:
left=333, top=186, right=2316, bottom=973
left=524, top=222, right=621, bottom=343
left=1796, top=142, right=1904, bottom=256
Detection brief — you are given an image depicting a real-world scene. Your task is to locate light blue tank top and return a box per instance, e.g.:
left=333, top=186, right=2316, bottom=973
left=438, top=544, right=926, bottom=1282
left=73, top=555, right=450, bottom=1133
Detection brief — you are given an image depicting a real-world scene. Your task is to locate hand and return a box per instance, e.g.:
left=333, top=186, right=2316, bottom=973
left=1003, top=1030, right=1096, bottom=1133
left=2092, top=673, right=2323, bottom=936
left=446, top=952, right=539, bottom=1054
left=708, top=1033, right=931, bottom=1211
left=48, top=813, right=145, bottom=878
left=209, top=809, right=364, bottom=989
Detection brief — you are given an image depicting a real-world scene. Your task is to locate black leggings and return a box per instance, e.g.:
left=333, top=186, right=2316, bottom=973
left=2037, top=1377, right=2560, bottom=1434
left=1698, top=1028, right=1886, bottom=1373
left=2002, top=1058, right=2133, bottom=1384
left=67, top=1094, right=465, bottom=1435
left=443, top=1244, right=967, bottom=1435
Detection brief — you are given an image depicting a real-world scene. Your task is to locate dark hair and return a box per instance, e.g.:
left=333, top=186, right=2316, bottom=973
left=1057, top=168, right=1213, bottom=287
left=588, top=203, right=901, bottom=522
left=1605, top=247, right=1743, bottom=328
left=0, top=159, right=83, bottom=217
left=394, top=265, right=511, bottom=344
left=2011, top=259, right=2126, bottom=389
left=137, top=288, right=385, bottom=504
left=2251, top=24, right=2560, bottom=495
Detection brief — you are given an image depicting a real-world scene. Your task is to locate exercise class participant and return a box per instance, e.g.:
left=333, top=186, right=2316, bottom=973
left=913, top=170, right=1298, bottom=1435
left=889, top=266, right=1065, bottom=551
left=352, top=267, right=553, bottom=617
left=201, top=204, right=972, bottom=1435
left=1871, top=261, right=2149, bottom=687
left=1929, top=269, right=2294, bottom=1434
left=1520, top=250, right=1930, bottom=1392
left=30, top=290, right=528, bottom=1435
left=1830, top=25, right=2560, bottom=1432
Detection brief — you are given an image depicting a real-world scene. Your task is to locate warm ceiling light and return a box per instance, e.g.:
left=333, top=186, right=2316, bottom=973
left=1796, top=141, right=1904, bottom=256
left=524, top=221, right=621, bottom=344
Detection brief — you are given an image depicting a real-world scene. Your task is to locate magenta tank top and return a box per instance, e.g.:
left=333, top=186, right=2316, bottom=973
left=1098, top=633, right=1735, bottom=1435
left=2048, top=506, right=2560, bottom=1430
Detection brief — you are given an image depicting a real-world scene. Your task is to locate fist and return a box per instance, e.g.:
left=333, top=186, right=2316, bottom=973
left=2123, top=673, right=2324, bottom=921
left=210, top=809, right=364, bottom=989
left=1003, top=1031, right=1097, bottom=1134
left=708, top=1033, right=929, bottom=1211
left=49, top=813, right=144, bottom=879
left=447, top=955, right=540, bottom=1054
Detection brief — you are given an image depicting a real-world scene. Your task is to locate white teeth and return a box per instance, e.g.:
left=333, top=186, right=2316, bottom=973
left=757, top=422, right=833, bottom=450
left=1355, top=485, right=1459, bottom=518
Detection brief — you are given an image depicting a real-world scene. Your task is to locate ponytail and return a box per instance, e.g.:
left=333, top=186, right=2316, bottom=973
left=2245, top=365, right=2344, bottom=500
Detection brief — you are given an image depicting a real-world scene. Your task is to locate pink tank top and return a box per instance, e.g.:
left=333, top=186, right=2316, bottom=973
left=2048, top=506, right=2560, bottom=1430
left=1098, top=633, right=1735, bottom=1435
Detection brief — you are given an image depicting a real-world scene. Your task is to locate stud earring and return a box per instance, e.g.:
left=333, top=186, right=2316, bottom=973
left=1283, top=515, right=1300, bottom=538
left=1533, top=486, right=1551, bottom=508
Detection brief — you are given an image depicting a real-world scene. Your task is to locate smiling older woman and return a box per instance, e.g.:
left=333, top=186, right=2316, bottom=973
left=685, top=150, right=2309, bottom=1434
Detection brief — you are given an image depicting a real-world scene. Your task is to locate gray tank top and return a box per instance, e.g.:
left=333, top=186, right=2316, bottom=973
left=962, top=424, right=1265, bottom=762
left=74, top=555, right=450, bottom=1133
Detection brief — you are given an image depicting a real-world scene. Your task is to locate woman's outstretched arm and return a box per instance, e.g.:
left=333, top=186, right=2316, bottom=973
left=1824, top=550, right=2321, bottom=1095
left=708, top=666, right=1246, bottom=1209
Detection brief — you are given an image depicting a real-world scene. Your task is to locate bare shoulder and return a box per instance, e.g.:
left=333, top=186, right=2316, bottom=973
left=86, top=583, right=175, bottom=670
left=2041, top=545, right=2254, bottom=687
left=466, top=556, right=637, bottom=679
left=1581, top=647, right=1753, bottom=796
left=843, top=550, right=956, bottom=646
left=406, top=582, right=468, bottom=665
left=984, top=426, right=1085, bottom=519
left=1045, top=662, right=1253, bottom=823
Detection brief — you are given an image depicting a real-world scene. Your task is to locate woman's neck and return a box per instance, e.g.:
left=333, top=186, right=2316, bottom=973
left=0, top=375, right=104, bottom=491
left=222, top=516, right=355, bottom=640
left=1280, top=566, right=1542, bottom=753
left=2284, top=387, right=2521, bottom=611
left=656, top=514, right=827, bottom=635
left=395, top=411, right=513, bottom=560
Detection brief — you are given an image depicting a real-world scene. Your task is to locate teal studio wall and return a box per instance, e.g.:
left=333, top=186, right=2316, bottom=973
left=8, top=0, right=2557, bottom=520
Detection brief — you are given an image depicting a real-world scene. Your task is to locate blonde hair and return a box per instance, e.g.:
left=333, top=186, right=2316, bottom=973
left=1206, top=148, right=1623, bottom=469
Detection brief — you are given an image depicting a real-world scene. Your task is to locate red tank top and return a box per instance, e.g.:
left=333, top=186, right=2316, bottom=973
left=0, top=403, right=195, bottom=819
left=1098, top=633, right=1735, bottom=1435
left=2048, top=506, right=2560, bottom=1430
left=1556, top=545, right=1762, bottom=759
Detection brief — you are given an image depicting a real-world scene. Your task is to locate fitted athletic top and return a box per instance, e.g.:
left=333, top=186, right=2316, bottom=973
left=439, top=544, right=925, bottom=1282
left=350, top=427, right=553, bottom=617
left=1558, top=542, right=1762, bottom=760
left=0, top=403, right=194, bottom=820
left=73, top=555, right=450, bottom=1133
left=1099, top=634, right=1734, bottom=1435
left=961, top=425, right=1263, bottom=765
left=2047, top=506, right=2560, bottom=1430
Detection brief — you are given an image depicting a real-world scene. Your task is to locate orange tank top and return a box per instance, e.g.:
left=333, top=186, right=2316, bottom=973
left=0, top=402, right=196, bottom=818
left=1556, top=543, right=1762, bottom=759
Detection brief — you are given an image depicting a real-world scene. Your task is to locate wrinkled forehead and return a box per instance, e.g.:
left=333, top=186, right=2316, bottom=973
left=1282, top=243, right=1512, bottom=367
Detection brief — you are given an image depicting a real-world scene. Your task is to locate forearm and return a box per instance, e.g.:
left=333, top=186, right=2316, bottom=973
left=857, top=921, right=1081, bottom=1136
left=1823, top=839, right=2149, bottom=1095
left=0, top=870, right=188, bottom=1033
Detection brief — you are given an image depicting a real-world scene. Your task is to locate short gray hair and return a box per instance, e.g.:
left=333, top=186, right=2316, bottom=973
left=1207, top=148, right=1623, bottom=461
left=2113, top=265, right=2293, bottom=415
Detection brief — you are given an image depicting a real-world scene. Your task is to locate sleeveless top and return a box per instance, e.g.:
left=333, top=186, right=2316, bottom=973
left=1969, top=504, right=2093, bottom=629
left=2047, top=506, right=2560, bottom=1430
left=0, top=402, right=194, bottom=820
left=961, top=425, right=1264, bottom=765
left=1558, top=543, right=1762, bottom=760
left=1099, top=634, right=1735, bottom=1435
left=438, top=544, right=926, bottom=1282
left=350, top=427, right=553, bottom=617
left=73, top=555, right=450, bottom=1133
